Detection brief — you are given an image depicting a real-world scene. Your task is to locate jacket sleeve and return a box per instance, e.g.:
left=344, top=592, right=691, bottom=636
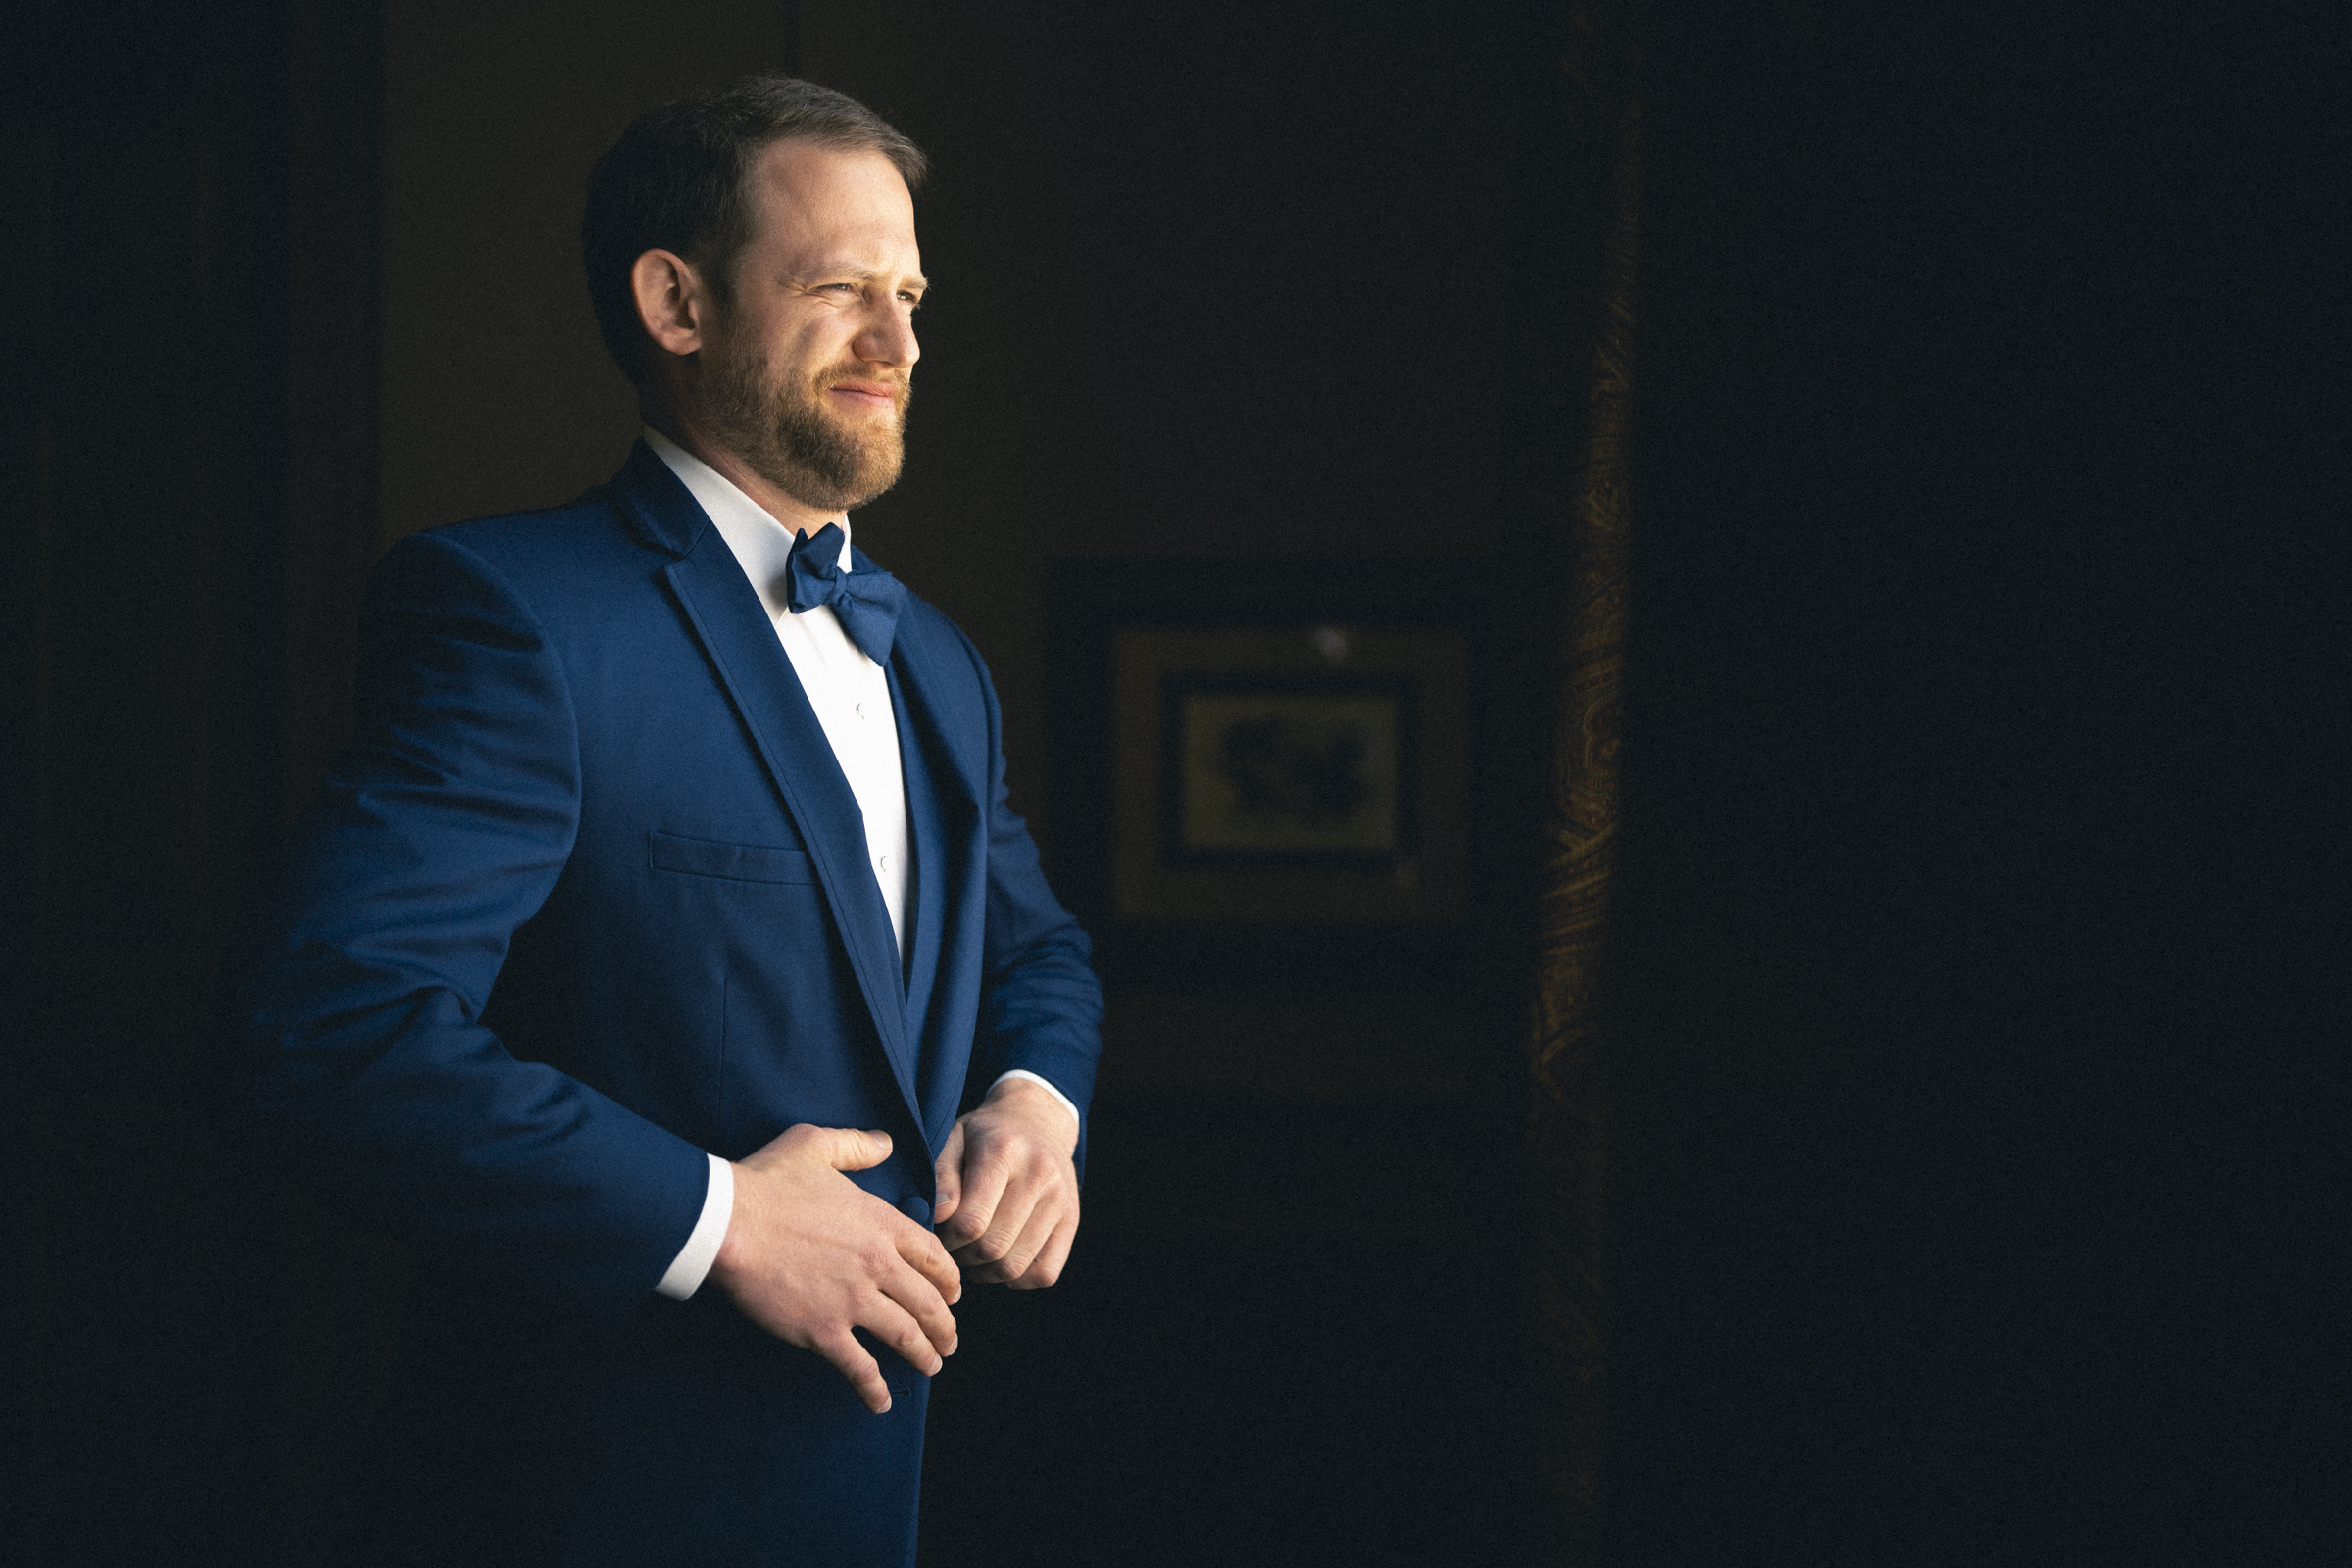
left=231, top=530, right=709, bottom=1316
left=955, top=628, right=1106, bottom=1175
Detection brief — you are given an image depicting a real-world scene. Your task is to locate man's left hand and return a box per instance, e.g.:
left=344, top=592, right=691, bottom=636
left=931, top=1077, right=1081, bottom=1289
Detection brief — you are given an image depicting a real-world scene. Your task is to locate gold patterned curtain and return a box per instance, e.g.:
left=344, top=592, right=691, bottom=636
left=1528, top=5, right=1640, bottom=1559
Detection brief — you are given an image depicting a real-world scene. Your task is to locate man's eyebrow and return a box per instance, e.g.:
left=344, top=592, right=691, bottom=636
left=798, top=264, right=929, bottom=292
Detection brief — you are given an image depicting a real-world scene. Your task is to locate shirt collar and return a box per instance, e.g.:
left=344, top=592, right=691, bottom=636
left=642, top=427, right=854, bottom=617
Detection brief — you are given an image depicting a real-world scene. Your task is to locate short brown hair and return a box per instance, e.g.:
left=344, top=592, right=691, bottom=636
left=581, top=75, right=927, bottom=384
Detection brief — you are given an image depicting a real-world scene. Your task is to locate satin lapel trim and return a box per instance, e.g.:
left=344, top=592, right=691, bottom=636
left=880, top=595, right=988, bottom=810
left=884, top=610, right=985, bottom=1148
left=885, top=661, right=951, bottom=1144
left=662, top=546, right=924, bottom=1140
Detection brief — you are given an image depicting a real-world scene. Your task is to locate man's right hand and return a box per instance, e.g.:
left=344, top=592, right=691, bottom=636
left=709, top=1124, right=960, bottom=1414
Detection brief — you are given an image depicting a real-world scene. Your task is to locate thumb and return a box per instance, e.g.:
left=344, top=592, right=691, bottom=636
left=822, top=1127, right=894, bottom=1172
left=930, top=1120, right=967, bottom=1226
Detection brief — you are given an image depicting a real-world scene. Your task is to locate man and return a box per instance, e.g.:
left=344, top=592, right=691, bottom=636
left=237, top=77, right=1102, bottom=1565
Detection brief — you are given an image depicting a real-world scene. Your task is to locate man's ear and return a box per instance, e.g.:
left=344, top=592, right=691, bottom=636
left=631, top=248, right=710, bottom=361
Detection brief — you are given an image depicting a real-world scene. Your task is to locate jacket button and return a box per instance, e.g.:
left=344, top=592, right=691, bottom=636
left=900, top=1195, right=932, bottom=1228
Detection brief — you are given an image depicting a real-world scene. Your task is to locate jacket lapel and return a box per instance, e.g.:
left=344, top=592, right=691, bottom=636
left=880, top=595, right=987, bottom=1146
left=611, top=445, right=925, bottom=1141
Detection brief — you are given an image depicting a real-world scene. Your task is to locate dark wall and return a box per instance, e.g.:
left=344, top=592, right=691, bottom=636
left=7, top=3, right=383, bottom=1561
left=376, top=0, right=791, bottom=542
left=1610, top=5, right=2339, bottom=1561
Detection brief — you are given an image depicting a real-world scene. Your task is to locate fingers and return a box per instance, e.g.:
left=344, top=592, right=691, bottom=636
left=939, top=1144, right=1012, bottom=1251
left=800, top=1246, right=958, bottom=1412
left=937, top=1098, right=1083, bottom=1289
left=745, top=1123, right=892, bottom=1174
left=896, top=1213, right=962, bottom=1305
left=802, top=1243, right=956, bottom=1413
left=930, top=1120, right=966, bottom=1229
left=953, top=1177, right=1038, bottom=1280
left=961, top=1185, right=1058, bottom=1285
left=812, top=1329, right=895, bottom=1415
left=881, top=1234, right=961, bottom=1351
left=873, top=1264, right=956, bottom=1371
left=711, top=1122, right=957, bottom=1414
left=820, top=1126, right=893, bottom=1172
left=1007, top=1210, right=1078, bottom=1292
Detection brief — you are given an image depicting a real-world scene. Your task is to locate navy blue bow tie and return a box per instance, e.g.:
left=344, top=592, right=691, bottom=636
left=783, top=524, right=905, bottom=665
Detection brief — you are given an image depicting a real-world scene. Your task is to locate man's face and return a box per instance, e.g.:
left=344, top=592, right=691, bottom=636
left=696, top=139, right=924, bottom=512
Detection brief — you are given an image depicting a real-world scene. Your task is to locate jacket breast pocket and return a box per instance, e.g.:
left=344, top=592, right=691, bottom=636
left=648, top=830, right=815, bottom=885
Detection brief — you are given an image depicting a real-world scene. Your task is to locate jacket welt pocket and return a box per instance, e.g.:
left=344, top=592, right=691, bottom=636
left=648, top=830, right=814, bottom=885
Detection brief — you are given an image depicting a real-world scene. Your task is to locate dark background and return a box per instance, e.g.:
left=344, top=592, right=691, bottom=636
left=6, top=2, right=2338, bottom=1564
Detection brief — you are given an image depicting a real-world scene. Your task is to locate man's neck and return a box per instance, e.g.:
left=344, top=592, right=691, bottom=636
left=641, top=406, right=847, bottom=541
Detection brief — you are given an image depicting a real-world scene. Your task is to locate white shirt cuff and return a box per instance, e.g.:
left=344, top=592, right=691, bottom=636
left=654, top=1152, right=734, bottom=1301
left=991, top=1069, right=1081, bottom=1137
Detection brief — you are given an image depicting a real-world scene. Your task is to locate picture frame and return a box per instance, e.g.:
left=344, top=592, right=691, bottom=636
left=1044, top=559, right=1478, bottom=987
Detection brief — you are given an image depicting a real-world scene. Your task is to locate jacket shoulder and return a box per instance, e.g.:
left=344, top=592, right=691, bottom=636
left=410, top=485, right=635, bottom=566
left=378, top=485, right=666, bottom=620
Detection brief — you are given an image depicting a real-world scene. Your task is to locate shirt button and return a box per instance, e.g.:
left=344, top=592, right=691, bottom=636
left=878, top=854, right=893, bottom=874
left=855, top=702, right=869, bottom=720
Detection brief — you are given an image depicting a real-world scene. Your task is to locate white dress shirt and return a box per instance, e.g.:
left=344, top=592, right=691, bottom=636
left=644, top=430, right=1075, bottom=1300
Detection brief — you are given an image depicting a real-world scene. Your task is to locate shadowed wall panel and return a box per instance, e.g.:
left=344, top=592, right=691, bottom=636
left=378, top=0, right=791, bottom=547
left=802, top=0, right=1522, bottom=867
left=8, top=5, right=302, bottom=1562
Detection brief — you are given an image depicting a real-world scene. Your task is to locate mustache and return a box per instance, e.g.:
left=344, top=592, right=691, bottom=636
left=811, top=364, right=911, bottom=403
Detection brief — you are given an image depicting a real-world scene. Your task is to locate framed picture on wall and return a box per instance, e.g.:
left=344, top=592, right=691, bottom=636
left=1045, top=560, right=1478, bottom=986
left=1117, top=624, right=1466, bottom=922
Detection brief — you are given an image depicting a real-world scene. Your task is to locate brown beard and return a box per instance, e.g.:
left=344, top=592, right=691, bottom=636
left=700, top=341, right=909, bottom=512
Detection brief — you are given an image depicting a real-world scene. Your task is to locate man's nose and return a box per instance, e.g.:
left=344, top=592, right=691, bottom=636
left=857, top=306, right=919, bottom=370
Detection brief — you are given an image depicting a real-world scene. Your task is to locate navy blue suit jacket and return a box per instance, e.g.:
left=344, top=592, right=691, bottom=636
left=237, top=442, right=1102, bottom=1564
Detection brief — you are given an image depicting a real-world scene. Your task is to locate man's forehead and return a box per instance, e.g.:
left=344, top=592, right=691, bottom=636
left=750, top=140, right=915, bottom=231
